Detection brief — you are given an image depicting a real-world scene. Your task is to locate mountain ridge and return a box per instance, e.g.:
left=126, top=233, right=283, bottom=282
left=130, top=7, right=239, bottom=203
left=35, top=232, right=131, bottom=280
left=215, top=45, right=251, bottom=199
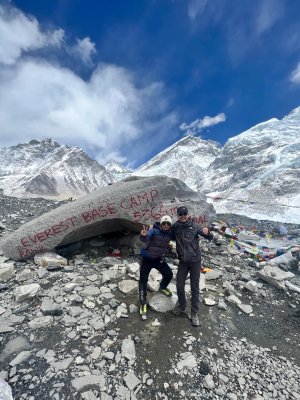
left=0, top=138, right=113, bottom=199
left=0, top=106, right=299, bottom=222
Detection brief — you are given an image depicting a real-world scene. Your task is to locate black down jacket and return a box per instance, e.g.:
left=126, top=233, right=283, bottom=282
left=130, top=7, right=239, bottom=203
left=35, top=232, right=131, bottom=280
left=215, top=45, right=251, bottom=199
left=172, top=220, right=213, bottom=263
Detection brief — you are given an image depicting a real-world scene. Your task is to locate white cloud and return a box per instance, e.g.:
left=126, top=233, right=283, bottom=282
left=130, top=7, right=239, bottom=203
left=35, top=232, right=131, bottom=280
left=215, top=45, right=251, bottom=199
left=72, top=37, right=96, bottom=64
left=255, top=0, right=283, bottom=35
left=0, top=5, right=64, bottom=65
left=0, top=59, right=174, bottom=164
left=290, top=62, right=300, bottom=84
left=187, top=0, right=208, bottom=20
left=180, top=113, right=226, bottom=135
left=0, top=5, right=176, bottom=166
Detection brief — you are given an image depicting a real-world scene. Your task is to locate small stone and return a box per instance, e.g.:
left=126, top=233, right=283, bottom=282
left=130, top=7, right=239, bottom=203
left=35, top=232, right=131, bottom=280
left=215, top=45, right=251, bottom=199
left=123, top=371, right=141, bottom=391
left=118, top=280, right=138, bottom=294
left=203, top=374, right=215, bottom=389
left=9, top=351, right=32, bottom=367
left=218, top=298, right=227, bottom=310
left=203, top=296, right=216, bottom=306
left=151, top=318, right=161, bottom=327
left=238, top=304, right=253, bottom=314
left=227, top=294, right=242, bottom=305
left=15, top=284, right=40, bottom=302
left=121, top=338, right=136, bottom=361
left=28, top=316, right=53, bottom=329
left=0, top=264, right=15, bottom=282
left=71, top=375, right=106, bottom=392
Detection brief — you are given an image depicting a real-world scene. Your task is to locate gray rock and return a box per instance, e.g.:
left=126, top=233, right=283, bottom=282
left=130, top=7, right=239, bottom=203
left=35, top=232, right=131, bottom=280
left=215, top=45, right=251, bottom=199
left=226, top=393, right=238, bottom=400
left=41, top=299, right=63, bottom=316
left=0, top=336, right=31, bottom=362
left=9, top=350, right=32, bottom=367
left=126, top=262, right=140, bottom=275
left=81, top=391, right=99, bottom=400
left=80, top=286, right=100, bottom=297
left=244, top=280, right=258, bottom=293
left=238, top=304, right=253, bottom=314
left=217, top=298, right=228, bottom=310
left=257, top=265, right=295, bottom=290
left=123, top=371, right=141, bottom=391
left=0, top=264, right=15, bottom=282
left=267, top=251, right=297, bottom=270
left=103, top=352, right=115, bottom=360
left=121, top=338, right=136, bottom=361
left=15, top=283, right=40, bottom=302
left=118, top=280, right=138, bottom=294
left=52, top=357, right=74, bottom=372
left=37, top=267, right=48, bottom=279
left=1, top=176, right=215, bottom=260
left=0, top=379, right=13, bottom=400
left=203, top=296, right=216, bottom=306
left=71, top=374, right=106, bottom=392
left=0, top=322, right=14, bottom=334
left=16, top=268, right=33, bottom=282
left=177, top=353, right=197, bottom=371
left=129, top=304, right=138, bottom=314
left=147, top=279, right=160, bottom=292
left=203, top=374, right=215, bottom=389
left=285, top=280, right=300, bottom=293
left=101, top=270, right=120, bottom=283
left=205, top=270, right=222, bottom=281
left=149, top=293, right=178, bottom=312
left=227, top=295, right=242, bottom=305
left=34, top=252, right=68, bottom=268
left=28, top=316, right=53, bottom=329
left=100, top=393, right=113, bottom=400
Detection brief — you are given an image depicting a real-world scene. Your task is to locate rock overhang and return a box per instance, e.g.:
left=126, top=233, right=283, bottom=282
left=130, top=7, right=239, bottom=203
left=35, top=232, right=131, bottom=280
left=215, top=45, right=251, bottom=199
left=0, top=176, right=216, bottom=261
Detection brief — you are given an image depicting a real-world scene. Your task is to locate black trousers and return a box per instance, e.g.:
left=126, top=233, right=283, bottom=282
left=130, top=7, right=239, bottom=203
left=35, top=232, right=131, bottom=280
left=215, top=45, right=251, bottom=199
left=139, top=256, right=173, bottom=305
left=177, top=261, right=201, bottom=314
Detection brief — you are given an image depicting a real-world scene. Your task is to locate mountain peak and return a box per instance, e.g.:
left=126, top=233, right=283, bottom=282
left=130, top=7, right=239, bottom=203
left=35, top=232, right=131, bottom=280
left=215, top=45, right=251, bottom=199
left=0, top=138, right=112, bottom=199
left=105, top=160, right=131, bottom=174
left=135, top=135, right=221, bottom=190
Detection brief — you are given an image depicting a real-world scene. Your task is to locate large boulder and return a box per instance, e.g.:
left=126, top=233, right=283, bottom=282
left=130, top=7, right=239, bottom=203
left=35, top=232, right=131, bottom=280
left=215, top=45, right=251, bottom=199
left=0, top=176, right=215, bottom=261
left=0, top=379, right=13, bottom=400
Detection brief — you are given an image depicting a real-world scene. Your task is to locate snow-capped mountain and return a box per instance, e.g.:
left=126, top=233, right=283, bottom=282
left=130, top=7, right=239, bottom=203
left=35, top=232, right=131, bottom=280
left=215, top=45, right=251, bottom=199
left=135, top=135, right=221, bottom=190
left=105, top=160, right=132, bottom=182
left=1, top=106, right=299, bottom=222
left=198, top=108, right=300, bottom=223
left=0, top=139, right=113, bottom=199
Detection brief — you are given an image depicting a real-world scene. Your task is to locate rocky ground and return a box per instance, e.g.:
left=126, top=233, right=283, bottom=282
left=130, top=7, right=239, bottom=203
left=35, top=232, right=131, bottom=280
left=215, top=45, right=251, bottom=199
left=0, top=193, right=300, bottom=400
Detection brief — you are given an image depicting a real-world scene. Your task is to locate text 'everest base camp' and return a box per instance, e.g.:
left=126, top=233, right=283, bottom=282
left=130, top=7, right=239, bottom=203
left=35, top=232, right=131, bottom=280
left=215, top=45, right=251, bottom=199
left=0, top=176, right=214, bottom=261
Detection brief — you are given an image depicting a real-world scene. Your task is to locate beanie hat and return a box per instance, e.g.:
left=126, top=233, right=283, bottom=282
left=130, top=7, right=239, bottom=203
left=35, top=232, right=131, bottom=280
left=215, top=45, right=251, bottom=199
left=160, top=215, right=172, bottom=225
left=177, top=206, right=188, bottom=214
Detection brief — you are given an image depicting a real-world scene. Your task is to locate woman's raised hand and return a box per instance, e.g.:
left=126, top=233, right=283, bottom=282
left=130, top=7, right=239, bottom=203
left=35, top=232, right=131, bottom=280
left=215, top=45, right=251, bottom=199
left=141, top=225, right=147, bottom=236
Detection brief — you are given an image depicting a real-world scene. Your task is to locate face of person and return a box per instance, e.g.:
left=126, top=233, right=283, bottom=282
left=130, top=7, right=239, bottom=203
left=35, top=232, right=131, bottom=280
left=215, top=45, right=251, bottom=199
left=161, top=221, right=171, bottom=231
left=177, top=211, right=188, bottom=223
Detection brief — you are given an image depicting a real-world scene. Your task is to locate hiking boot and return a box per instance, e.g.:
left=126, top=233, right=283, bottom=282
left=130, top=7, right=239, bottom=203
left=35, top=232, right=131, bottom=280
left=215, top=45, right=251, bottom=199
left=172, top=302, right=186, bottom=316
left=160, top=288, right=172, bottom=297
left=191, top=313, right=200, bottom=326
left=139, top=304, right=147, bottom=320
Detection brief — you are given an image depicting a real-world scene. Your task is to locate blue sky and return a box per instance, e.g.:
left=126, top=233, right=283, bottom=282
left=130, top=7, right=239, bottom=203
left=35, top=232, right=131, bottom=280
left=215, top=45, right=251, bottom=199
left=1, top=0, right=300, bottom=168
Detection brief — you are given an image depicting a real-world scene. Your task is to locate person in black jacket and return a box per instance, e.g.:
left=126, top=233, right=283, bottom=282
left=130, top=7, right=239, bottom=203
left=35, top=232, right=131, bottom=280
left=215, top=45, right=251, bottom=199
left=172, top=206, right=213, bottom=326
left=139, top=215, right=174, bottom=320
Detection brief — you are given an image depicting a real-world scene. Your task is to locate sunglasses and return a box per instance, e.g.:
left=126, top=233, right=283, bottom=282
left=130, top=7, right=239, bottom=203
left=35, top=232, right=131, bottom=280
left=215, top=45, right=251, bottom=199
left=162, top=221, right=171, bottom=226
left=178, top=212, right=188, bottom=216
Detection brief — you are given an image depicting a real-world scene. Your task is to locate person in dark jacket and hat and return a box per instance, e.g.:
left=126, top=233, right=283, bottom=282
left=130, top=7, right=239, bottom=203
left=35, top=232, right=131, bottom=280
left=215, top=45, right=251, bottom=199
left=139, top=215, right=174, bottom=319
left=172, top=206, right=213, bottom=326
